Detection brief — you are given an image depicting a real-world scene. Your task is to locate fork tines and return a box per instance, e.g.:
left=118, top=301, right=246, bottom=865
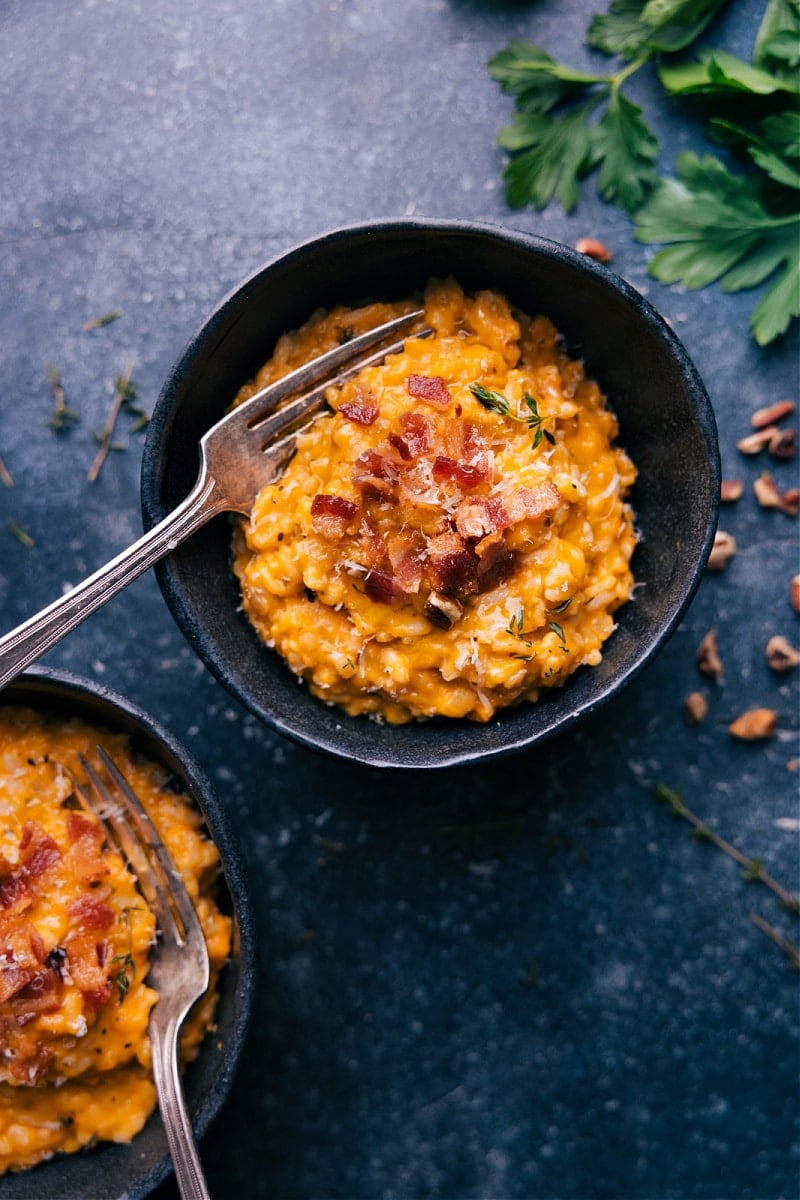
left=74, top=748, right=202, bottom=950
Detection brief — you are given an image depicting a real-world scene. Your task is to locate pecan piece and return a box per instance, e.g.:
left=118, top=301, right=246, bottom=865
left=792, top=575, right=800, bottom=615
left=766, top=635, right=800, bottom=672
left=728, top=708, right=777, bottom=741
left=720, top=479, right=743, bottom=503
left=767, top=428, right=796, bottom=459
left=753, top=473, right=782, bottom=509
left=423, top=591, right=463, bottom=629
left=751, top=399, right=795, bottom=429
left=737, top=427, right=777, bottom=454
left=706, top=531, right=736, bottom=571
left=683, top=691, right=708, bottom=725
left=696, top=630, right=723, bottom=681
left=575, top=237, right=613, bottom=263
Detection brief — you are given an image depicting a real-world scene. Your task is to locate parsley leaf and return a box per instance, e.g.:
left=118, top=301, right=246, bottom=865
left=754, top=0, right=800, bottom=84
left=587, top=0, right=651, bottom=59
left=635, top=152, right=800, bottom=344
left=639, top=0, right=733, bottom=52
left=658, top=49, right=797, bottom=96
left=593, top=89, right=659, bottom=210
left=500, top=105, right=597, bottom=212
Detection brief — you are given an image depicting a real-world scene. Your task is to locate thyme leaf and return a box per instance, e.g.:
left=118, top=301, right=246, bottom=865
left=470, top=384, right=555, bottom=448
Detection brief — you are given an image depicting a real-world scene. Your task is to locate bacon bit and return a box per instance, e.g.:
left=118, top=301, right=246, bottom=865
left=706, top=530, right=736, bottom=571
left=396, top=411, right=433, bottom=458
left=386, top=532, right=425, bottom=595
left=364, top=567, right=403, bottom=604
left=454, top=500, right=495, bottom=541
left=696, top=629, right=723, bottom=681
left=66, top=810, right=109, bottom=884
left=12, top=967, right=62, bottom=1025
left=352, top=449, right=398, bottom=499
left=311, top=493, right=359, bottom=540
left=66, top=933, right=113, bottom=1003
left=475, top=531, right=515, bottom=591
left=83, top=984, right=113, bottom=1012
left=728, top=707, right=777, bottom=741
left=0, top=919, right=46, bottom=1003
left=766, top=635, right=800, bottom=672
left=406, top=374, right=451, bottom=409
left=683, top=691, right=708, bottom=725
left=751, top=399, right=795, bottom=429
left=355, top=517, right=387, bottom=570
left=67, top=895, right=116, bottom=932
left=431, top=454, right=491, bottom=490
left=339, top=399, right=379, bottom=426
left=792, top=575, right=800, bottom=614
left=737, top=426, right=777, bottom=454
left=423, top=591, right=463, bottom=629
left=720, top=479, right=743, bottom=503
left=10, top=1045, right=54, bottom=1085
left=575, top=236, right=613, bottom=263
left=426, top=531, right=477, bottom=596
left=0, top=871, right=30, bottom=914
left=19, top=822, right=61, bottom=879
left=768, top=428, right=796, bottom=459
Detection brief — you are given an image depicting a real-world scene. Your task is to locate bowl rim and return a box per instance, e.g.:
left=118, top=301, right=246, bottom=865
left=142, top=217, right=720, bottom=769
left=0, top=666, right=255, bottom=1200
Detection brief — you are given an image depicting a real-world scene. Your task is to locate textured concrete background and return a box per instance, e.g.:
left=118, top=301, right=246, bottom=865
left=1, top=2, right=798, bottom=1198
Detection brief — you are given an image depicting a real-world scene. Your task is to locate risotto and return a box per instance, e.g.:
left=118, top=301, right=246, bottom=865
left=0, top=706, right=231, bottom=1174
left=233, top=278, right=637, bottom=724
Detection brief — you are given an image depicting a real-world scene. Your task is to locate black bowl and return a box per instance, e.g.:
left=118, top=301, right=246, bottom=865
left=0, top=668, right=254, bottom=1200
left=142, top=219, right=719, bottom=769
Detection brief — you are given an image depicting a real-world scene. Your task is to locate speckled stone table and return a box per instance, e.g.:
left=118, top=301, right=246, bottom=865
left=1, top=2, right=797, bottom=1198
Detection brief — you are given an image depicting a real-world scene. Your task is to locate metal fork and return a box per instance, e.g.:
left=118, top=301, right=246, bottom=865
left=73, top=747, right=213, bottom=1200
left=0, top=308, right=427, bottom=689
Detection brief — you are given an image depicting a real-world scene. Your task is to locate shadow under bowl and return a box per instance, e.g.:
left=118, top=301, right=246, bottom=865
left=141, top=219, right=719, bottom=770
left=0, top=667, right=254, bottom=1200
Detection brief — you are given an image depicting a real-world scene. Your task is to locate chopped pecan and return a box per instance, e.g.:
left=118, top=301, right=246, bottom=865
left=575, top=237, right=613, bottom=263
left=768, top=428, right=796, bottom=459
left=792, top=575, right=800, bottom=615
left=728, top=707, right=777, bottom=741
left=766, top=635, right=800, bottom=672
left=754, top=472, right=782, bottom=509
left=720, top=479, right=743, bottom=503
left=779, top=487, right=800, bottom=517
left=683, top=691, right=708, bottom=725
left=706, top=531, right=736, bottom=571
left=696, top=630, right=723, bottom=681
left=751, top=399, right=795, bottom=429
left=423, top=590, right=463, bottom=629
left=737, top=426, right=777, bottom=454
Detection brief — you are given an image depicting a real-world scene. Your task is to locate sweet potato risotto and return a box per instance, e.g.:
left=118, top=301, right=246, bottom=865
left=0, top=707, right=231, bottom=1174
left=233, top=279, right=637, bottom=724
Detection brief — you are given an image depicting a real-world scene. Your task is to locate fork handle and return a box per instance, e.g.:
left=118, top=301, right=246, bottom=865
left=151, top=1019, right=211, bottom=1200
left=0, top=472, right=223, bottom=690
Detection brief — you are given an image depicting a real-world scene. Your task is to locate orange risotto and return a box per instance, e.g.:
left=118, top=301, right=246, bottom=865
left=233, top=278, right=637, bottom=724
left=0, top=706, right=231, bottom=1174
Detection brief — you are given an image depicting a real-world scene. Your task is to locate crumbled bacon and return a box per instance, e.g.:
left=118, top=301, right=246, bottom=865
left=475, top=531, right=515, bottom=591
left=386, top=532, right=425, bottom=595
left=407, top=374, right=451, bottom=409
left=0, top=870, right=30, bottom=914
left=426, top=532, right=477, bottom=596
left=12, top=967, right=61, bottom=1025
left=364, top=567, right=404, bottom=604
left=66, top=810, right=109, bottom=885
left=19, top=822, right=61, bottom=879
left=10, top=1045, right=53, bottom=1085
left=432, top=454, right=491, bottom=490
left=396, top=412, right=433, bottom=457
left=66, top=933, right=113, bottom=1010
left=0, top=918, right=46, bottom=1003
left=352, top=449, right=398, bottom=499
left=67, top=895, right=116, bottom=932
left=311, top=493, right=359, bottom=540
left=357, top=518, right=387, bottom=568
left=339, top=399, right=379, bottom=426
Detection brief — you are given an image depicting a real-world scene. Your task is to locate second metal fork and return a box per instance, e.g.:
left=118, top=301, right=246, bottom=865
left=0, top=308, right=427, bottom=689
left=74, top=748, right=213, bottom=1200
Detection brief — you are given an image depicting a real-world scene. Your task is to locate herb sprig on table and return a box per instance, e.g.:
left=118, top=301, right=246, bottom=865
left=488, top=0, right=800, bottom=345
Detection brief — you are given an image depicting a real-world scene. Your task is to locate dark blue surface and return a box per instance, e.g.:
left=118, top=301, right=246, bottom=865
left=0, top=3, right=797, bottom=1199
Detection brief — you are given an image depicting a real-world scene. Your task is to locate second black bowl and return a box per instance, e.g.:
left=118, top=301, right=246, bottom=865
left=142, top=219, right=719, bottom=769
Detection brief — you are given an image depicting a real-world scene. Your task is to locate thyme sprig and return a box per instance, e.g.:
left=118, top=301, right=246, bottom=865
left=47, top=363, right=80, bottom=433
left=470, top=384, right=555, bottom=449
left=111, top=906, right=142, bottom=1003
left=653, top=781, right=800, bottom=967
left=7, top=518, right=34, bottom=546
left=87, top=362, right=148, bottom=483
left=83, top=311, right=120, bottom=331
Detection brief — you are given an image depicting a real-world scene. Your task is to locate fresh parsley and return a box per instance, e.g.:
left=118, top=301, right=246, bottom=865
left=488, top=0, right=800, bottom=345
